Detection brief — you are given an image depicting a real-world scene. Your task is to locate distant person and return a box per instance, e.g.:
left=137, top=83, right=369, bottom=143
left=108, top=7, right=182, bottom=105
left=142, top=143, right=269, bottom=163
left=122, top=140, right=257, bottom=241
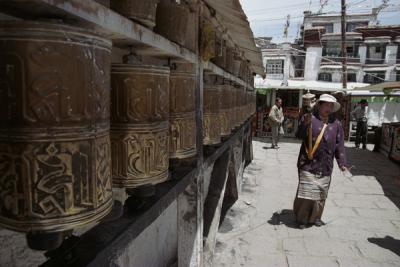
left=294, top=94, right=348, bottom=229
left=351, top=99, right=368, bottom=149
left=268, top=98, right=284, bottom=149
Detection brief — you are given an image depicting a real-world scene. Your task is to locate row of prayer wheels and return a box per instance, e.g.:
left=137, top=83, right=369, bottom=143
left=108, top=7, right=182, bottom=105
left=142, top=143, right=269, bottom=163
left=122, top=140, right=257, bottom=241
left=203, top=75, right=256, bottom=145
left=110, top=0, right=197, bottom=52
left=0, top=20, right=254, bottom=250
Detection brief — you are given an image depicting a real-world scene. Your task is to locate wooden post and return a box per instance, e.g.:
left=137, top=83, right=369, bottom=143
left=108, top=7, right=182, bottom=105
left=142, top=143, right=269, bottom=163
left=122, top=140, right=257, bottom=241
left=178, top=3, right=204, bottom=266
left=341, top=0, right=347, bottom=90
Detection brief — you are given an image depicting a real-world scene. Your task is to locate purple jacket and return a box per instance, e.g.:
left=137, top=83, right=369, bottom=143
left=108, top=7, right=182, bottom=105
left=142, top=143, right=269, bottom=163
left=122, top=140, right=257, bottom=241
left=296, top=114, right=347, bottom=176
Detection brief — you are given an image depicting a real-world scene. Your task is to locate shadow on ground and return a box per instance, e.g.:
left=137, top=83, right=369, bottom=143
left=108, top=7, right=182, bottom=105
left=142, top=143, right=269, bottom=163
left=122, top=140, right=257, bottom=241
left=268, top=209, right=299, bottom=229
left=253, top=137, right=302, bottom=145
left=346, top=147, right=400, bottom=209
left=368, top=236, right=400, bottom=257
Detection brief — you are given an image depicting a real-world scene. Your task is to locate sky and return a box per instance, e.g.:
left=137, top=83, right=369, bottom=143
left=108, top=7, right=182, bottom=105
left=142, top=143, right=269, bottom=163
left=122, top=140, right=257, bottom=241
left=240, top=0, right=400, bottom=43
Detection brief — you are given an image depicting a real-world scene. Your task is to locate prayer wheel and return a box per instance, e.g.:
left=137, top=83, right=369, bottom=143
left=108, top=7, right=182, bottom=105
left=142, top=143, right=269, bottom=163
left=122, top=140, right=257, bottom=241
left=203, top=79, right=221, bottom=145
left=212, top=36, right=226, bottom=69
left=240, top=86, right=247, bottom=123
left=238, top=87, right=244, bottom=124
left=248, top=91, right=254, bottom=118
left=111, top=64, right=169, bottom=189
left=155, top=0, right=189, bottom=47
left=169, top=67, right=197, bottom=159
left=243, top=87, right=249, bottom=121
left=0, top=21, right=113, bottom=250
left=225, top=46, right=234, bottom=74
left=185, top=7, right=198, bottom=52
left=229, top=83, right=236, bottom=131
left=245, top=90, right=250, bottom=119
left=220, top=82, right=231, bottom=137
left=234, top=85, right=242, bottom=127
left=110, top=0, right=159, bottom=28
left=233, top=51, right=242, bottom=77
left=200, top=20, right=216, bottom=61
left=252, top=91, right=256, bottom=116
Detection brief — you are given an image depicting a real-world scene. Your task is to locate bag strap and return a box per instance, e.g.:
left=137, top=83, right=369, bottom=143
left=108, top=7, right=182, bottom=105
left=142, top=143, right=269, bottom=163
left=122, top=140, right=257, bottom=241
left=305, top=123, right=327, bottom=160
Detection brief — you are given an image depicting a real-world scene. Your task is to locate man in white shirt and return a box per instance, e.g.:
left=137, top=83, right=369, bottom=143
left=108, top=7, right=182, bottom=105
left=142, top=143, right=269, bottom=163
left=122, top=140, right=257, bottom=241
left=269, top=98, right=284, bottom=149
left=351, top=99, right=368, bottom=149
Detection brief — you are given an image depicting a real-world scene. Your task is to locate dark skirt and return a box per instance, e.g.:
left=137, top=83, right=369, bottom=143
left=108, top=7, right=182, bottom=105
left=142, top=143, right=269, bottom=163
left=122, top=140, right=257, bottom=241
left=293, top=197, right=325, bottom=225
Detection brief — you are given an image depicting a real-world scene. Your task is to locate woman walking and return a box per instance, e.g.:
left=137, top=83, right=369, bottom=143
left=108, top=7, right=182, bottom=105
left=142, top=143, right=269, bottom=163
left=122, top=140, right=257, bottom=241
left=294, top=94, right=348, bottom=229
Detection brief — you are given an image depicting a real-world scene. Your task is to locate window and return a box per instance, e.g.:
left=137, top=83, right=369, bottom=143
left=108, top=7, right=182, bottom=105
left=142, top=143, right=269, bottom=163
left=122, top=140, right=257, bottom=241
left=312, top=23, right=333, bottom=33
left=366, top=45, right=386, bottom=64
left=397, top=71, right=400, bottom=82
left=364, top=71, right=385, bottom=84
left=266, top=60, right=284, bottom=75
left=325, top=24, right=333, bottom=33
left=346, top=22, right=368, bottom=32
left=346, top=46, right=354, bottom=55
left=318, top=73, right=332, bottom=82
left=347, top=73, right=357, bottom=82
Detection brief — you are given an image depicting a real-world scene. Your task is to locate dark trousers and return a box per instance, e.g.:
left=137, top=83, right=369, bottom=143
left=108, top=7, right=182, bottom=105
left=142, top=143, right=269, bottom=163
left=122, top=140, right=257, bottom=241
left=355, top=120, right=367, bottom=147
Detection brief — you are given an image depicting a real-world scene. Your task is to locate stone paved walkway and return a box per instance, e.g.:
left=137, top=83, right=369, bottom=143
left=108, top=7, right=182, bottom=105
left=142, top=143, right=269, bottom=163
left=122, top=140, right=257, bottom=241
left=213, top=140, right=400, bottom=267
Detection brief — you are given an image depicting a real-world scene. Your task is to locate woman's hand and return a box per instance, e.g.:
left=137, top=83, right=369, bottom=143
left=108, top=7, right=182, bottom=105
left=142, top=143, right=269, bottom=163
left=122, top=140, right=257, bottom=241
left=340, top=165, right=354, bottom=178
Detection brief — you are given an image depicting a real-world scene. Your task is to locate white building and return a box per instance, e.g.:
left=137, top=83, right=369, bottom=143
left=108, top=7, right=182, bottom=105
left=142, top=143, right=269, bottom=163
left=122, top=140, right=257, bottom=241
left=255, top=9, right=400, bottom=137
left=302, top=10, right=399, bottom=85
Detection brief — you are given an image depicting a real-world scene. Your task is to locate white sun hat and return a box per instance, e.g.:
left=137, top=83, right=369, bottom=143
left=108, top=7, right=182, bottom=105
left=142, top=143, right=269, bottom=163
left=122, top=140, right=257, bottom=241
left=316, top=94, right=341, bottom=112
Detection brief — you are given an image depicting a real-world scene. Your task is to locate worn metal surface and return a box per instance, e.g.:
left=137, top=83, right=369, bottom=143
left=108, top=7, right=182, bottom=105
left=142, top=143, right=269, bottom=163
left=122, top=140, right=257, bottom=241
left=0, top=21, right=113, bottom=233
left=212, top=37, right=226, bottom=69
left=234, top=85, right=242, bottom=127
left=203, top=83, right=221, bottom=145
left=155, top=0, right=189, bottom=47
left=219, top=83, right=232, bottom=137
left=202, top=0, right=263, bottom=74
left=169, top=67, right=197, bottom=159
left=110, top=0, right=159, bottom=28
left=0, top=0, right=197, bottom=62
left=111, top=64, right=170, bottom=188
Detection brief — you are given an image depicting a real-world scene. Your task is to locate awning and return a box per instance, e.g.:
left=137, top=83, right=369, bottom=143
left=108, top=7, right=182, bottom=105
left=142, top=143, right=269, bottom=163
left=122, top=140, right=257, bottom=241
left=353, top=82, right=400, bottom=93
left=363, top=66, right=390, bottom=71
left=351, top=95, right=400, bottom=103
left=320, top=65, right=360, bottom=70
left=256, top=88, right=274, bottom=95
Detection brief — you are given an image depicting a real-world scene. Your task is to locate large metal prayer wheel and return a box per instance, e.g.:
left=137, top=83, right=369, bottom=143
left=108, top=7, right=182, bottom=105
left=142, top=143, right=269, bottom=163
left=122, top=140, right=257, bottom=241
left=111, top=64, right=169, bottom=188
left=220, top=82, right=231, bottom=137
left=169, top=68, right=197, bottom=159
left=234, top=85, right=242, bottom=127
left=229, top=84, right=236, bottom=131
left=238, top=87, right=244, bottom=124
left=0, top=21, right=113, bottom=250
left=203, top=83, right=221, bottom=145
left=225, top=46, right=234, bottom=74
left=246, top=91, right=252, bottom=118
left=110, top=0, right=159, bottom=28
left=155, top=0, right=189, bottom=47
left=241, top=87, right=247, bottom=122
left=212, top=36, right=226, bottom=69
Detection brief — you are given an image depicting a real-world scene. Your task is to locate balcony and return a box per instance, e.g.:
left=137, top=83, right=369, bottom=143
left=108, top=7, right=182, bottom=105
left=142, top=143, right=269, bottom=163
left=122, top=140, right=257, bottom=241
left=321, top=56, right=360, bottom=64
left=266, top=73, right=284, bottom=80
left=366, top=58, right=385, bottom=64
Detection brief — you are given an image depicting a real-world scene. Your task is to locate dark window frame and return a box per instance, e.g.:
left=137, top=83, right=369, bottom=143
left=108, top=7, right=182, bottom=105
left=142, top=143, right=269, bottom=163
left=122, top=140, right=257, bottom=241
left=318, top=72, right=332, bottom=82
left=363, top=71, right=385, bottom=84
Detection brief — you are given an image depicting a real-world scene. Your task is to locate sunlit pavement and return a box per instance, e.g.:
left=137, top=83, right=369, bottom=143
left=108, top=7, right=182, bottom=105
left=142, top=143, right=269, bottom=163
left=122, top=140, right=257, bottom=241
left=213, top=139, right=400, bottom=267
